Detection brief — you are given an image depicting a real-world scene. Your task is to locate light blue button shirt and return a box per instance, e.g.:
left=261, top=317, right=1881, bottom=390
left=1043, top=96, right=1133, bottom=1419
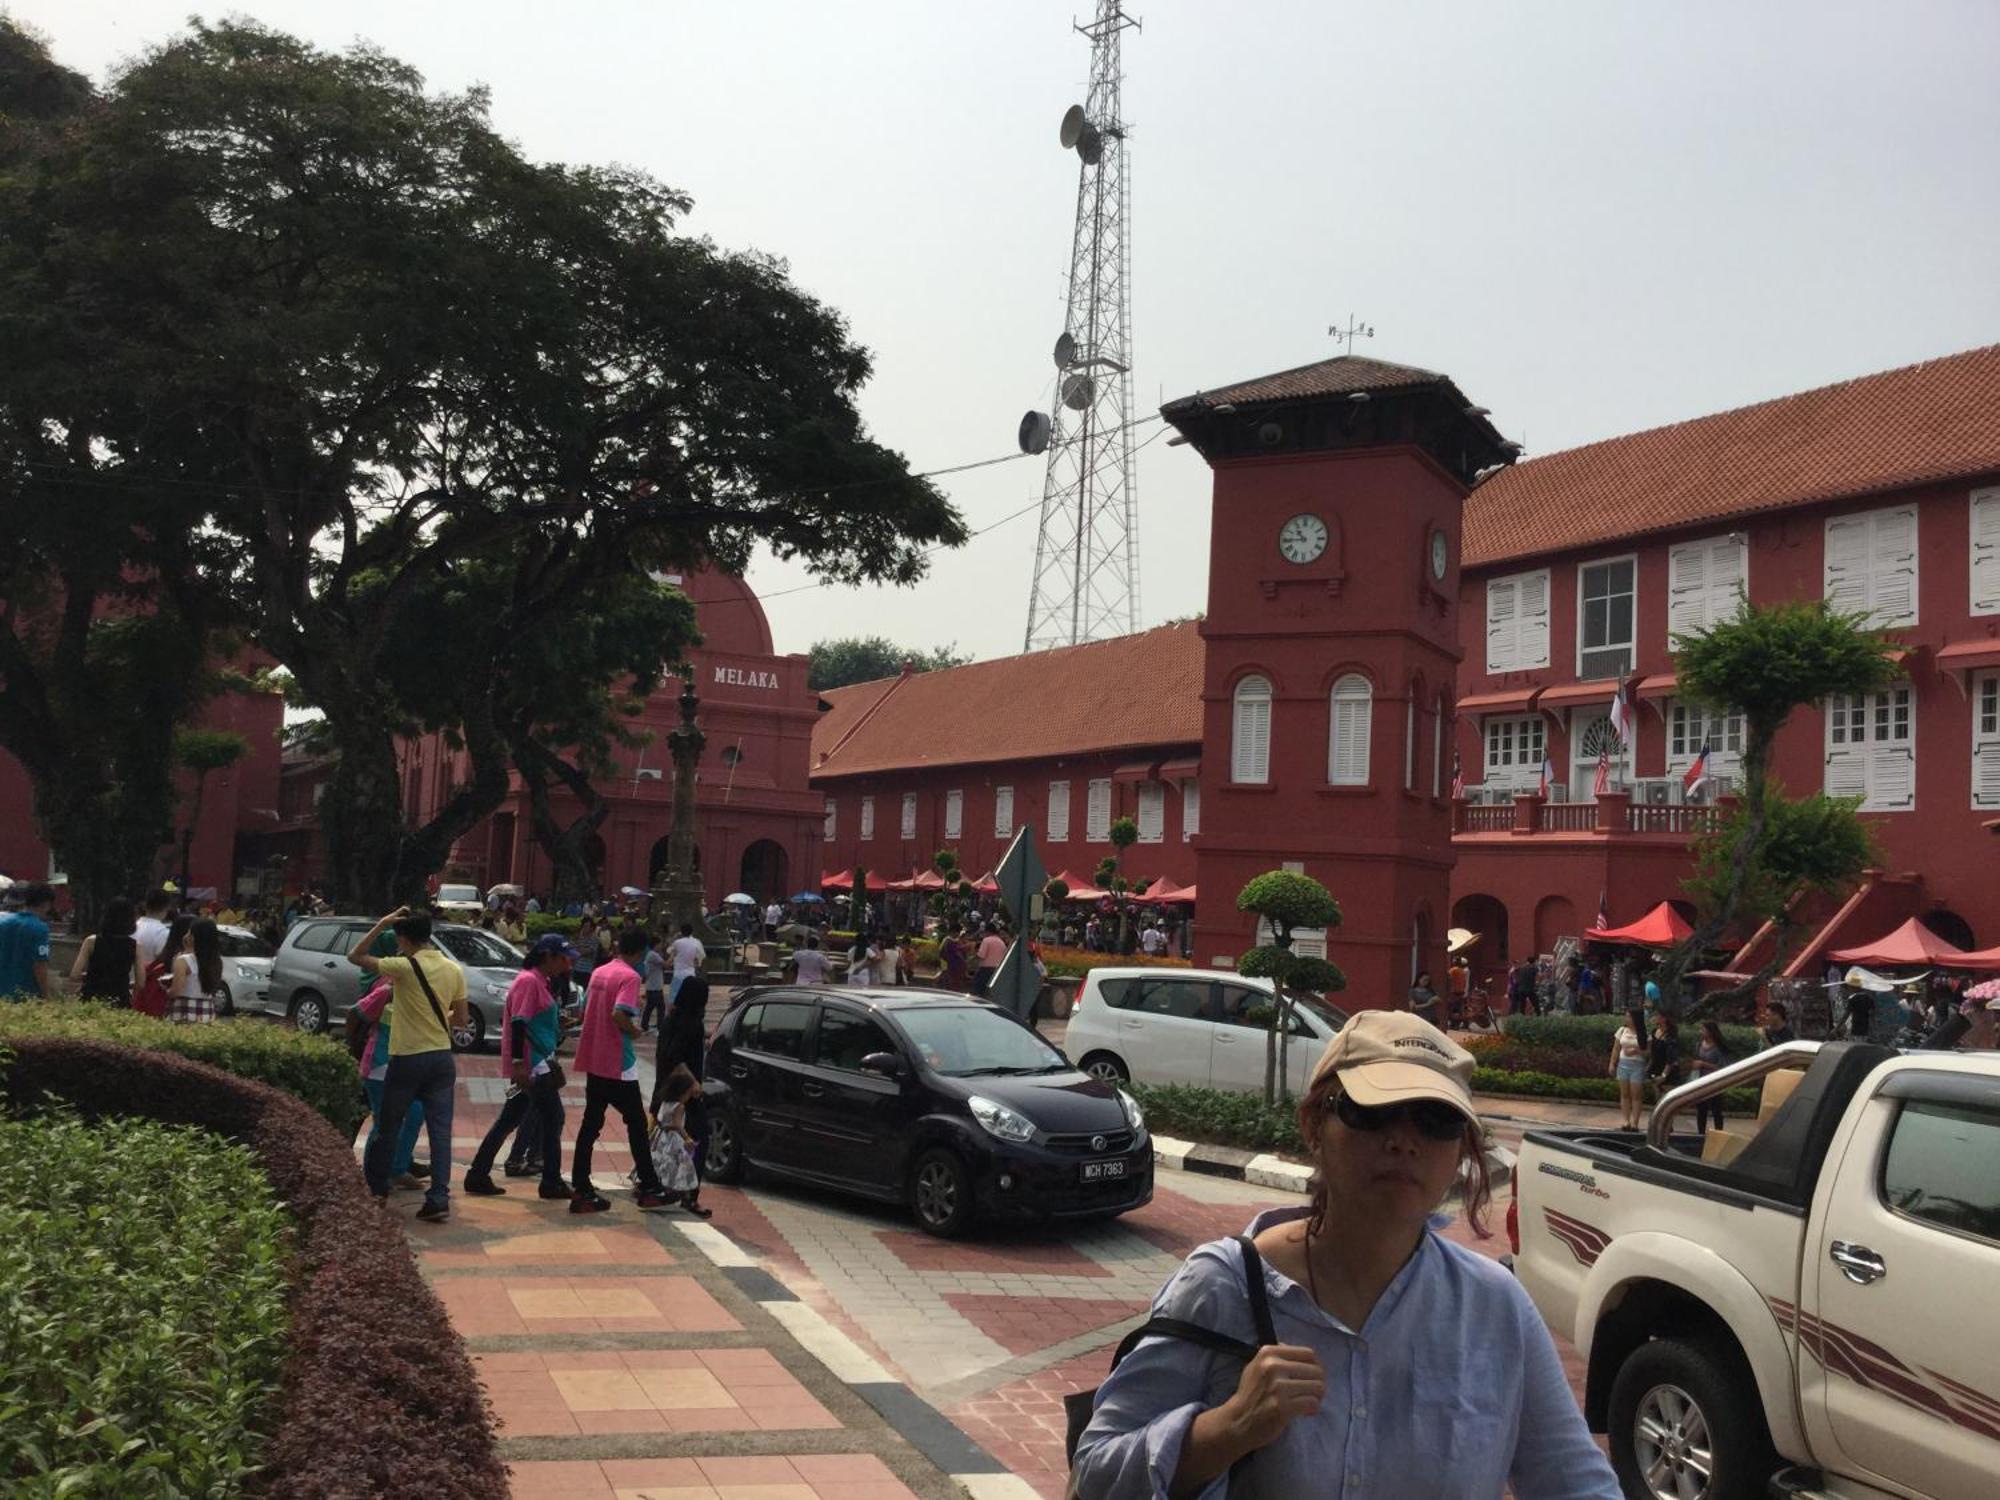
left=1072, top=1206, right=1620, bottom=1499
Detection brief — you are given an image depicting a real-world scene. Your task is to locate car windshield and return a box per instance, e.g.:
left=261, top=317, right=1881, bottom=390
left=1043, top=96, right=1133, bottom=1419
left=436, top=886, right=479, bottom=904
left=218, top=929, right=274, bottom=958
left=434, top=928, right=520, bottom=968
left=1294, top=993, right=1349, bottom=1031
left=892, top=1005, right=1071, bottom=1077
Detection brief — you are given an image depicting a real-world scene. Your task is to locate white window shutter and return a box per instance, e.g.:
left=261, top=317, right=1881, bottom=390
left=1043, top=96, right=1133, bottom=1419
left=1973, top=489, right=2000, bottom=616
left=1870, top=507, right=1918, bottom=627
left=1825, top=746, right=1869, bottom=802
left=944, top=789, right=962, bottom=839
left=1824, top=516, right=1871, bottom=619
left=1975, top=743, right=2000, bottom=810
left=1137, top=783, right=1164, bottom=842
left=1667, top=542, right=1706, bottom=638
left=1233, top=678, right=1272, bottom=784
left=994, top=786, right=1014, bottom=838
left=1047, top=780, right=1070, bottom=842
left=860, top=796, right=875, bottom=840
left=1181, top=779, right=1200, bottom=838
left=1517, top=571, right=1551, bottom=668
left=900, top=793, right=916, bottom=839
left=1870, top=744, right=1915, bottom=811
left=824, top=799, right=836, bottom=839
left=1087, top=779, right=1112, bottom=841
left=1485, top=579, right=1518, bottom=672
left=1431, top=695, right=1443, bottom=798
left=1710, top=535, right=1747, bottom=622
left=1329, top=677, right=1372, bottom=785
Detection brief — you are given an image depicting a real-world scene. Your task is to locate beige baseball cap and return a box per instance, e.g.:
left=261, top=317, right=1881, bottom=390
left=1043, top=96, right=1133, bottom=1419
left=1308, top=1009, right=1479, bottom=1128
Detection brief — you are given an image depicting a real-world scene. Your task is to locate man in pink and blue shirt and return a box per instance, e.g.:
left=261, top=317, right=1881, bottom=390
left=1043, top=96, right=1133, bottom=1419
left=462, top=934, right=573, bottom=1199
left=569, top=925, right=671, bottom=1214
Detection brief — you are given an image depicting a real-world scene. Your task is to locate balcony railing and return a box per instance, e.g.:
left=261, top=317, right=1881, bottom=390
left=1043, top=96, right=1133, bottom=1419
left=1450, top=789, right=1731, bottom=840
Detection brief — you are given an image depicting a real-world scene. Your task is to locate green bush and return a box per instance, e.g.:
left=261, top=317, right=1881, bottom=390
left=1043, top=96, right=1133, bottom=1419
left=1129, top=1083, right=1306, bottom=1154
left=0, top=1003, right=364, bottom=1136
left=1472, top=1067, right=1759, bottom=1112
left=0, top=1112, right=291, bottom=1496
left=1501, top=1012, right=1762, bottom=1056
left=522, top=914, right=584, bottom=942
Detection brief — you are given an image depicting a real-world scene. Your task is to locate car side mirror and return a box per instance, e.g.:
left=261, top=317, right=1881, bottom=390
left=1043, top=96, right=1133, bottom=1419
left=859, top=1051, right=906, bottom=1078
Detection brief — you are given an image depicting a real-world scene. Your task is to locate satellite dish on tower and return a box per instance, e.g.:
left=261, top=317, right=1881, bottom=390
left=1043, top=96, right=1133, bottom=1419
left=1053, top=332, right=1077, bottom=369
left=1059, top=104, right=1087, bottom=150
left=1018, top=410, right=1052, bottom=455
left=1076, top=123, right=1104, bottom=166
left=1061, top=372, right=1096, bottom=411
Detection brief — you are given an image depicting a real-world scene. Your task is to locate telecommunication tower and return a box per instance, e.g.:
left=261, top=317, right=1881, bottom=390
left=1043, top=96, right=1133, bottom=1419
left=1019, top=1, right=1141, bottom=651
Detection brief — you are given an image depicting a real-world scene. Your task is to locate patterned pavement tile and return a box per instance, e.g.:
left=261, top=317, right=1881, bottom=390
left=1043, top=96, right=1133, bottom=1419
left=940, top=1293, right=1150, bottom=1357
left=436, top=1274, right=740, bottom=1335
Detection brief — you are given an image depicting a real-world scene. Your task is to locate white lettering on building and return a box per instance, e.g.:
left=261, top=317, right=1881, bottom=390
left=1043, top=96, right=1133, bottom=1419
left=712, top=665, right=780, bottom=691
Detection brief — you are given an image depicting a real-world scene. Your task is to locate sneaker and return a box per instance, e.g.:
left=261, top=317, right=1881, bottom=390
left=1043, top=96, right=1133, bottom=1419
left=537, top=1180, right=573, bottom=1201
left=406, top=1161, right=432, bottom=1179
left=414, top=1200, right=450, bottom=1223
left=569, top=1192, right=611, bottom=1216
left=462, top=1175, right=506, bottom=1197
left=503, top=1161, right=534, bottom=1179
left=635, top=1190, right=673, bottom=1212
left=391, top=1172, right=427, bottom=1192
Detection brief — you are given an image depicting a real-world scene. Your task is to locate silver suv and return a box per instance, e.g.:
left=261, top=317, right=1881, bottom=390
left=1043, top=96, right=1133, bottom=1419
left=260, top=916, right=522, bottom=1050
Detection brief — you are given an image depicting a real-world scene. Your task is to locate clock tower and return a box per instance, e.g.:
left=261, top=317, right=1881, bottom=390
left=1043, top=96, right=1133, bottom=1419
left=1161, top=356, right=1513, bottom=1008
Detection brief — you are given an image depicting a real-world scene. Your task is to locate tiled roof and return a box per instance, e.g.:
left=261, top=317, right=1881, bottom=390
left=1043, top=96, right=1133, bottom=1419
left=1464, top=343, right=2000, bottom=568
left=1164, top=354, right=1457, bottom=411
left=811, top=621, right=1205, bottom=779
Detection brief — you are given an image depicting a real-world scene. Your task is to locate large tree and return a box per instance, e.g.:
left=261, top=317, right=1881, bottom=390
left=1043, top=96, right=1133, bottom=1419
left=12, top=20, right=964, bottom=909
left=807, top=636, right=970, bottom=692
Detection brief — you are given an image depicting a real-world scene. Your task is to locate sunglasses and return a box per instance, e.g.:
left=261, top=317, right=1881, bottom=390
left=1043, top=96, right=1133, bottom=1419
left=1333, top=1092, right=1468, bottom=1142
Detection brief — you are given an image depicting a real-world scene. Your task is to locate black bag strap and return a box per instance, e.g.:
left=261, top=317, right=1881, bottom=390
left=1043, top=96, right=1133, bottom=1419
left=1104, top=1234, right=1276, bottom=1378
left=408, top=951, right=454, bottom=1042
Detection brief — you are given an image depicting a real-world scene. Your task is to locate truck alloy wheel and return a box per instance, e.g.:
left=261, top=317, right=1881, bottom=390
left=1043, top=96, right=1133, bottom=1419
left=1632, top=1383, right=1712, bottom=1499
left=1608, top=1334, right=1776, bottom=1500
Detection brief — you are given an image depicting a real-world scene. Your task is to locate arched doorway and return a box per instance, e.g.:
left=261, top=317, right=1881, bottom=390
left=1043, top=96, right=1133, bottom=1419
left=1534, top=894, right=1579, bottom=958
left=1921, top=908, right=1976, bottom=951
left=1451, top=893, right=1510, bottom=985
left=739, top=839, right=788, bottom=905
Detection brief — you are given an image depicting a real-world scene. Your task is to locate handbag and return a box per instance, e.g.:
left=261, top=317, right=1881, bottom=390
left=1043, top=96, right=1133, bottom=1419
left=1063, top=1235, right=1277, bottom=1474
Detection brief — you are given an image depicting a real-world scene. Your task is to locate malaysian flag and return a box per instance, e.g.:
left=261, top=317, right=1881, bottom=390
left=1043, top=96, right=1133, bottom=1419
left=1450, top=751, right=1465, bottom=800
left=1608, top=679, right=1636, bottom=745
left=1683, top=743, right=1714, bottom=798
left=1593, top=746, right=1611, bottom=797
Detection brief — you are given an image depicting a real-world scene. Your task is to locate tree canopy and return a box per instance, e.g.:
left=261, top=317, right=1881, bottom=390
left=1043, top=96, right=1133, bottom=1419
left=807, top=636, right=971, bottom=692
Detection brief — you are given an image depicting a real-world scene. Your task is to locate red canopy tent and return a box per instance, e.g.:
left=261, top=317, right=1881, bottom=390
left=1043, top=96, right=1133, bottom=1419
left=1143, top=877, right=1193, bottom=903
left=1939, top=943, right=2000, bottom=971
left=908, top=869, right=946, bottom=891
left=1584, top=901, right=1695, bottom=949
left=1828, top=917, right=1967, bottom=968
left=1050, top=870, right=1107, bottom=901
left=821, top=869, right=889, bottom=893
left=969, top=871, right=1001, bottom=896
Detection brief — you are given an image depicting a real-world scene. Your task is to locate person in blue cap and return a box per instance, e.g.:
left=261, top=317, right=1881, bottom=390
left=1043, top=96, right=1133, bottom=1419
left=463, top=932, right=573, bottom=1198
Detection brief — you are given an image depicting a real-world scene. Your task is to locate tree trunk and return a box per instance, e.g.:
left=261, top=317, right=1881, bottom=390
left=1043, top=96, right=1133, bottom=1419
left=1660, top=730, right=1774, bottom=990
left=30, top=763, right=168, bottom=934
left=178, top=770, right=211, bottom=892
left=516, top=738, right=609, bottom=905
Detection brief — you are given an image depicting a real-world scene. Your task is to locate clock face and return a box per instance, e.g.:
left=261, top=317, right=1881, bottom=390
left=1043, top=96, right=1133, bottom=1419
left=1430, top=528, right=1450, bottom=580
left=1278, top=513, right=1328, bottom=565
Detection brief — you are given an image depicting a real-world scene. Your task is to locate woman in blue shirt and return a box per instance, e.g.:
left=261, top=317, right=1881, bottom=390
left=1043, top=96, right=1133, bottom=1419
left=1073, top=1010, right=1618, bottom=1499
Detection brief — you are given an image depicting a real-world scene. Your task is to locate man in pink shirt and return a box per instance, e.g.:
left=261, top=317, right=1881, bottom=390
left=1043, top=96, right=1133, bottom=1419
left=973, top=922, right=1008, bottom=998
left=569, top=926, right=671, bottom=1214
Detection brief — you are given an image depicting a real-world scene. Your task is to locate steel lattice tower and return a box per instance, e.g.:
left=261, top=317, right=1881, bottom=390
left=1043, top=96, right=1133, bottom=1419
left=1023, top=2, right=1141, bottom=651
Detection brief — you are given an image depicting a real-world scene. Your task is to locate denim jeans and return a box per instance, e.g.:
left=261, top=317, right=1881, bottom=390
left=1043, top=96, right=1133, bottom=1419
left=365, top=1049, right=456, bottom=1207
left=469, top=1071, right=565, bottom=1188
left=362, top=1076, right=427, bottom=1176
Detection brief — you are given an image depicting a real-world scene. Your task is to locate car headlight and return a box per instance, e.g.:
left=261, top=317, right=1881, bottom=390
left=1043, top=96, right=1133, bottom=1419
left=481, top=979, right=510, bottom=1000
left=1118, top=1089, right=1145, bottom=1134
left=968, top=1094, right=1036, bottom=1144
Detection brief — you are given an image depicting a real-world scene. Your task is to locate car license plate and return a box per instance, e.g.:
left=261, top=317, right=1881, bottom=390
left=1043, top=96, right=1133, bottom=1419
left=1081, top=1158, right=1126, bottom=1182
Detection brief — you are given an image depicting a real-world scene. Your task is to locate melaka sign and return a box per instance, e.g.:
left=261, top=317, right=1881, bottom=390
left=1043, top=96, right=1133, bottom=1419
left=713, top=665, right=780, bottom=691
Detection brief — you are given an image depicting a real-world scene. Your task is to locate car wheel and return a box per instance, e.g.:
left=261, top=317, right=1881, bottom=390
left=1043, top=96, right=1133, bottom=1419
left=1080, top=1051, right=1129, bottom=1084
left=910, top=1147, right=974, bottom=1238
left=290, top=990, right=328, bottom=1035
left=1608, top=1335, right=1776, bottom=1500
left=452, top=1005, right=487, bottom=1053
left=704, top=1112, right=746, bottom=1184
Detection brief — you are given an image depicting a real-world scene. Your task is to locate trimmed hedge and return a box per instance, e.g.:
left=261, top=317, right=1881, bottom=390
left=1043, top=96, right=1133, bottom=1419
left=1472, top=1067, right=1760, bottom=1112
left=1129, top=1082, right=1304, bottom=1155
left=1, top=1112, right=292, bottom=1495
left=522, top=914, right=584, bottom=942
left=0, top=1003, right=365, bottom=1137
left=1500, top=1012, right=1763, bottom=1055
left=0, top=1038, right=507, bottom=1499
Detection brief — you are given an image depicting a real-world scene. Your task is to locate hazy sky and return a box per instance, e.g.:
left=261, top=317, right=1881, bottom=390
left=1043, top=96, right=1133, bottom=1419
left=16, top=1, right=2000, bottom=663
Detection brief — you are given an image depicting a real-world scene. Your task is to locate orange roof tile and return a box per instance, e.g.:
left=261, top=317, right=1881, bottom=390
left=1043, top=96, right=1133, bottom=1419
left=1166, top=354, right=1459, bottom=409
left=811, top=621, right=1205, bottom=779
left=1464, top=344, right=2000, bottom=568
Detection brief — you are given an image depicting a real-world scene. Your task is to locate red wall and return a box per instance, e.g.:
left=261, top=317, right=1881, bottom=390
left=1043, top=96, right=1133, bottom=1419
left=1193, top=446, right=1468, bottom=1006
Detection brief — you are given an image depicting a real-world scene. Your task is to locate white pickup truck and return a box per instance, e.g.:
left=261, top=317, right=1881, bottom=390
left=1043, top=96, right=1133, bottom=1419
left=1512, top=1038, right=2000, bottom=1500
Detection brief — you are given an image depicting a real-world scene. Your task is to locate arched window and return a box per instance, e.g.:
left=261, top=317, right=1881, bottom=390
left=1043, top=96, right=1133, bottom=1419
left=1329, top=674, right=1372, bottom=786
left=1405, top=678, right=1420, bottom=791
left=1432, top=691, right=1447, bottom=798
left=1231, top=676, right=1272, bottom=784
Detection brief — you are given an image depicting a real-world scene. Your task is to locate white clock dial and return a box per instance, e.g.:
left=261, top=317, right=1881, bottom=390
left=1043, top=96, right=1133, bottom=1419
left=1278, top=513, right=1328, bottom=565
left=1430, top=528, right=1449, bottom=580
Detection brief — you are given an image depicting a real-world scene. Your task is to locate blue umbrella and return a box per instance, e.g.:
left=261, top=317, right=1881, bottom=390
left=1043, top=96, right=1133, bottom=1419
left=789, top=891, right=826, bottom=904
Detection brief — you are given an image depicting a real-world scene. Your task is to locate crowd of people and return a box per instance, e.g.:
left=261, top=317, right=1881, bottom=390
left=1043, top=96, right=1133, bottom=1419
left=0, top=882, right=243, bottom=1021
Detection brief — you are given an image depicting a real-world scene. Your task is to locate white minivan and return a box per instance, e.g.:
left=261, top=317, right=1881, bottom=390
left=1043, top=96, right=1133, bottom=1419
left=1062, top=967, right=1349, bottom=1097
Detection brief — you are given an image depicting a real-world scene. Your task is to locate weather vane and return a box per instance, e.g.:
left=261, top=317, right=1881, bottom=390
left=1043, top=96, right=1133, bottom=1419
left=1328, top=314, right=1375, bottom=352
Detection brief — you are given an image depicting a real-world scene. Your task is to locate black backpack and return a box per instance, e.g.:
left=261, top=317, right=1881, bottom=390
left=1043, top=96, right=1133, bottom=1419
left=1064, top=1235, right=1278, bottom=1474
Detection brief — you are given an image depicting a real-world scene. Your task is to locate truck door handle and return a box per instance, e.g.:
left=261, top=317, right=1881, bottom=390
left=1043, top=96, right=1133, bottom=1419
left=801, top=1083, right=824, bottom=1098
left=728, top=1064, right=749, bottom=1080
left=1829, top=1240, right=1887, bottom=1285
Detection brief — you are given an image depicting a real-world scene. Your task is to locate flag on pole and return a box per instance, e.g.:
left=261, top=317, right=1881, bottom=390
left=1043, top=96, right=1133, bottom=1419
left=1450, top=751, right=1465, bottom=800
left=1682, top=743, right=1713, bottom=798
left=1597, top=889, right=1610, bottom=931
left=1538, top=754, right=1555, bottom=799
left=1608, top=679, right=1635, bottom=745
left=1592, top=746, right=1611, bottom=797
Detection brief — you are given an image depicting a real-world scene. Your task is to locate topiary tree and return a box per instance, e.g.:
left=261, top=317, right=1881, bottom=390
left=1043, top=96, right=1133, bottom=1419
left=1236, top=870, right=1345, bottom=1105
left=1097, top=815, right=1141, bottom=952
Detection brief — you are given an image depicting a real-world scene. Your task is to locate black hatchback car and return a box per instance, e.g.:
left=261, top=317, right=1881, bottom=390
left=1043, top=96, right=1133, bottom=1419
left=701, top=987, right=1152, bottom=1237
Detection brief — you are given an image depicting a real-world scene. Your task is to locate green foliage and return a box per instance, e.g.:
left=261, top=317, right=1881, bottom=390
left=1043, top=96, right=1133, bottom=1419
left=173, top=727, right=250, bottom=774
left=1234, top=949, right=1346, bottom=994
left=1044, top=877, right=1070, bottom=903
left=1129, top=1082, right=1306, bottom=1154
left=1236, top=870, right=1342, bottom=932
left=0, top=1112, right=291, bottom=1496
left=522, top=914, right=585, bottom=942
left=1674, top=598, right=1897, bottom=738
left=1687, top=790, right=1881, bottom=929
left=1472, top=1068, right=1759, bottom=1112
left=806, top=637, right=970, bottom=692
left=0, top=1004, right=364, bottom=1135
left=1108, top=816, right=1139, bottom=854
left=1499, top=1012, right=1763, bottom=1054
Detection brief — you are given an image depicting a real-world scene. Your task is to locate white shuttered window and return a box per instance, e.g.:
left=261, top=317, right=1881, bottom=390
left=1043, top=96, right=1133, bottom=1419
left=1047, top=780, right=1070, bottom=842
left=1136, top=783, right=1165, bottom=843
left=1973, top=675, right=2000, bottom=808
left=944, top=789, right=962, bottom=838
left=1667, top=534, right=1748, bottom=639
left=859, top=796, right=875, bottom=840
left=1086, top=779, right=1112, bottom=842
left=900, top=793, right=916, bottom=839
left=1180, top=778, right=1200, bottom=839
left=1971, top=489, right=2000, bottom=616
left=824, top=798, right=836, bottom=839
left=1483, top=715, right=1545, bottom=787
left=1232, top=676, right=1272, bottom=784
left=1824, top=506, right=1918, bottom=627
left=1825, top=685, right=1914, bottom=812
left=994, top=786, right=1014, bottom=838
left=1485, top=570, right=1551, bottom=672
left=1327, top=675, right=1371, bottom=786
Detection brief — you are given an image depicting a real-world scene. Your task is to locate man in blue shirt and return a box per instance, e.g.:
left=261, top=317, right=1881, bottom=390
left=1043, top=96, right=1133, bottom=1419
left=0, top=884, right=57, bottom=999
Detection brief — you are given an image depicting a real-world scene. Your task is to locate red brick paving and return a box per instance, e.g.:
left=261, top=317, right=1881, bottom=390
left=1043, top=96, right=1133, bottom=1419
left=875, top=1225, right=1111, bottom=1277
left=942, top=1293, right=1149, bottom=1357
left=949, top=1349, right=1116, bottom=1500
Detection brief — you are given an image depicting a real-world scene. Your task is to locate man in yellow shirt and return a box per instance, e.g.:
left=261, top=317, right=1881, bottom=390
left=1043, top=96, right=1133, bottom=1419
left=351, top=907, right=468, bottom=1221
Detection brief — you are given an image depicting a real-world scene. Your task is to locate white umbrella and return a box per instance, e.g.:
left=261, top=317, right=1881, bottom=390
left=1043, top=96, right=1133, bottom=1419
left=723, top=892, right=757, bottom=906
